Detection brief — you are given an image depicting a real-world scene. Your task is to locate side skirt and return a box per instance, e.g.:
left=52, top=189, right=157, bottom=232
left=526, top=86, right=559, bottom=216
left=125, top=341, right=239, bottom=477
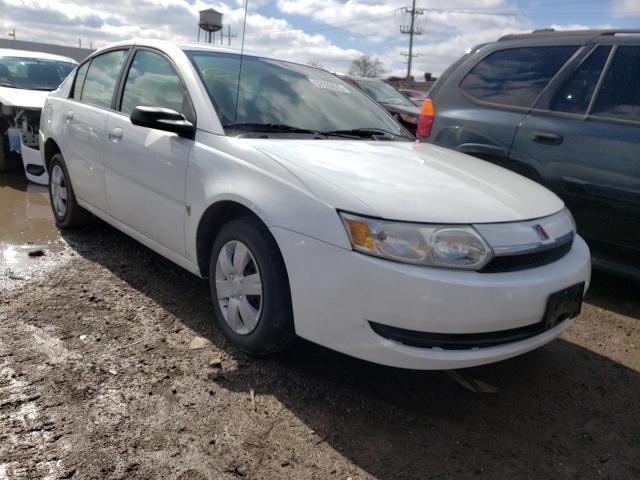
left=76, top=198, right=204, bottom=278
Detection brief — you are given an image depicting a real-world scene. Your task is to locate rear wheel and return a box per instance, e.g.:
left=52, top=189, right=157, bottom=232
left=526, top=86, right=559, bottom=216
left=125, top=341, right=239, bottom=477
left=48, top=153, right=90, bottom=229
left=209, top=216, right=295, bottom=355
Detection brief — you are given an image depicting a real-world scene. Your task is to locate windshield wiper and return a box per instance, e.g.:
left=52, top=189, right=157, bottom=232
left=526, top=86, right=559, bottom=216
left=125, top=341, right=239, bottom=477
left=0, top=83, right=53, bottom=91
left=224, top=123, right=327, bottom=136
left=223, top=123, right=406, bottom=140
left=322, top=128, right=407, bottom=141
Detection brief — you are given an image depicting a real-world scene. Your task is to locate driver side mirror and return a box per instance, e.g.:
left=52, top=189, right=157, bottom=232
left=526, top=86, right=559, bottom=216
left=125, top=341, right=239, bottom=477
left=130, top=106, right=195, bottom=139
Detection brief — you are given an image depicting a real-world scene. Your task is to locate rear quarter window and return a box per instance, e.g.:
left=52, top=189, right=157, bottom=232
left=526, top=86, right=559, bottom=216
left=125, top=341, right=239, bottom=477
left=591, top=45, right=640, bottom=122
left=551, top=45, right=611, bottom=115
left=72, top=62, right=89, bottom=99
left=460, top=46, right=578, bottom=108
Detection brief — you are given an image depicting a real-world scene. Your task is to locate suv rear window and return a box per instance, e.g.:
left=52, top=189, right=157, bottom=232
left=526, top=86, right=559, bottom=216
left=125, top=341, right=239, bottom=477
left=460, top=46, right=578, bottom=108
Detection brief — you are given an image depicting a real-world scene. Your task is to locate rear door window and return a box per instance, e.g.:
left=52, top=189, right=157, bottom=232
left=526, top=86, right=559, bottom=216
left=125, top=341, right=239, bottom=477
left=591, top=45, right=640, bottom=122
left=551, top=46, right=611, bottom=115
left=460, top=46, right=578, bottom=108
left=81, top=50, right=127, bottom=109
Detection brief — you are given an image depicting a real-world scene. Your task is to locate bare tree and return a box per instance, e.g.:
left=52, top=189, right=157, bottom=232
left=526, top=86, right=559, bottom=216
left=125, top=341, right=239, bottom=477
left=306, top=58, right=323, bottom=69
left=348, top=55, right=384, bottom=78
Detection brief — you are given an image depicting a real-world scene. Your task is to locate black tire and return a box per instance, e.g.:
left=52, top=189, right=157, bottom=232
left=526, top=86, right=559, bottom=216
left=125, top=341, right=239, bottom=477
left=48, top=153, right=91, bottom=229
left=209, top=216, right=295, bottom=355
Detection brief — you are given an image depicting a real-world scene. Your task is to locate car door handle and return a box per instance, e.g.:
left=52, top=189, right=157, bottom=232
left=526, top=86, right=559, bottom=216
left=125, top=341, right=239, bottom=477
left=531, top=131, right=563, bottom=145
left=108, top=128, right=123, bottom=142
left=456, top=143, right=509, bottom=160
left=64, top=110, right=74, bottom=122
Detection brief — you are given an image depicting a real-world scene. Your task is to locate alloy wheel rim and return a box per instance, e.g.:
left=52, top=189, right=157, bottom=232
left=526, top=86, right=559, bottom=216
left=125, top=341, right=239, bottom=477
left=215, top=240, right=263, bottom=335
left=51, top=164, right=68, bottom=218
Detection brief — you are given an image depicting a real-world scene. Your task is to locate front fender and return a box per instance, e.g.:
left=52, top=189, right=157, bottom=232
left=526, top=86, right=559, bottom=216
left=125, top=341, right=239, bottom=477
left=185, top=132, right=352, bottom=264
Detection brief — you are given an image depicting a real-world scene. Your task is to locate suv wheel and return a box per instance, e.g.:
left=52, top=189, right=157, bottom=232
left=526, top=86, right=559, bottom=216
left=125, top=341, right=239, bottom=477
left=209, top=217, right=295, bottom=355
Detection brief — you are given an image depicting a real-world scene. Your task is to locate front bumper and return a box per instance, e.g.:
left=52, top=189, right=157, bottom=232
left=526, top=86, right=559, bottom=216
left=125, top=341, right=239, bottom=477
left=21, top=138, right=48, bottom=185
left=272, top=227, right=591, bottom=370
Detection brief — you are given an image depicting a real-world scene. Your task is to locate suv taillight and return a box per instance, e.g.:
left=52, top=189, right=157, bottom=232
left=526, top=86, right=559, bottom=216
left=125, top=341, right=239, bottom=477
left=416, top=99, right=435, bottom=139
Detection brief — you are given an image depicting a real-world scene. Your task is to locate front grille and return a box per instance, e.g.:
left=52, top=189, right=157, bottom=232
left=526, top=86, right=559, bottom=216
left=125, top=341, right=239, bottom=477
left=370, top=317, right=568, bottom=350
left=481, top=235, right=574, bottom=273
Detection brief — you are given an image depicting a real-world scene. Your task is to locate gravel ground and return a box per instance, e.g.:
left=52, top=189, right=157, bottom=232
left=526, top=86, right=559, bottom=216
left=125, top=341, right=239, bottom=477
left=1, top=221, right=639, bottom=480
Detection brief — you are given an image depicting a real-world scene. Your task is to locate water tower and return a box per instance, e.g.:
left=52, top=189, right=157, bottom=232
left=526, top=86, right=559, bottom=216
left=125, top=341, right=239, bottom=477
left=198, top=8, right=222, bottom=43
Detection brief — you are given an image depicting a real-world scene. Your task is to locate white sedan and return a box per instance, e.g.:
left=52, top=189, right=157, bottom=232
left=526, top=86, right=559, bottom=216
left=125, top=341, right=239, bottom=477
left=0, top=49, right=76, bottom=184
left=40, top=40, right=591, bottom=370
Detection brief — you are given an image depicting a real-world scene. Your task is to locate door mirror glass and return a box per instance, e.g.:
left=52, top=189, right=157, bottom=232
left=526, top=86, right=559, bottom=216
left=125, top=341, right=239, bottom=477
left=130, top=106, right=195, bottom=138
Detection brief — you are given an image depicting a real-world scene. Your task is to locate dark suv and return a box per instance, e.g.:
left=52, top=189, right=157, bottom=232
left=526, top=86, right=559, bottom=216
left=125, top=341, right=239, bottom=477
left=421, top=29, right=640, bottom=278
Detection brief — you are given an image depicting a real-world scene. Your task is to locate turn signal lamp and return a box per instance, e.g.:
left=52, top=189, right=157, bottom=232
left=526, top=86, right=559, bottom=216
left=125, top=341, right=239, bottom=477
left=416, top=99, right=435, bottom=139
left=343, top=216, right=375, bottom=252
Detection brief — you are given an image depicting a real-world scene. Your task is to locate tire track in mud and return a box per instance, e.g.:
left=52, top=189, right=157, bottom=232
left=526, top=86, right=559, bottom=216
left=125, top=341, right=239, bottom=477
left=1, top=224, right=639, bottom=480
left=0, top=313, right=73, bottom=480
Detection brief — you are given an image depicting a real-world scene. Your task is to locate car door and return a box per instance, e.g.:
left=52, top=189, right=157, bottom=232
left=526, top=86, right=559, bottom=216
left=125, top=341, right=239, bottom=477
left=431, top=45, right=579, bottom=165
left=103, top=48, right=195, bottom=256
left=62, top=49, right=128, bottom=211
left=511, top=44, right=640, bottom=263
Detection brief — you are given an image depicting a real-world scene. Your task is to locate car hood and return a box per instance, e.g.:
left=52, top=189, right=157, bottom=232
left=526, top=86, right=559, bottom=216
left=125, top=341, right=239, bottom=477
left=0, top=86, right=49, bottom=109
left=252, top=140, right=564, bottom=224
left=381, top=103, right=420, bottom=116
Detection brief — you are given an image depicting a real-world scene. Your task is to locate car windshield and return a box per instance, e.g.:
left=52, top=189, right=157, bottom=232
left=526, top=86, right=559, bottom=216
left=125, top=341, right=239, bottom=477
left=0, top=56, right=75, bottom=91
left=355, top=79, right=417, bottom=108
left=187, top=51, right=411, bottom=140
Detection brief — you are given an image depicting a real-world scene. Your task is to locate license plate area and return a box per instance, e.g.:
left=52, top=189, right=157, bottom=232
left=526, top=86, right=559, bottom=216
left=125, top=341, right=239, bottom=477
left=543, top=282, right=585, bottom=330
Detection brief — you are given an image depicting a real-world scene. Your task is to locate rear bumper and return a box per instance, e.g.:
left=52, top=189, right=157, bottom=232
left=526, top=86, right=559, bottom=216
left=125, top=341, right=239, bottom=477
left=272, top=227, right=591, bottom=370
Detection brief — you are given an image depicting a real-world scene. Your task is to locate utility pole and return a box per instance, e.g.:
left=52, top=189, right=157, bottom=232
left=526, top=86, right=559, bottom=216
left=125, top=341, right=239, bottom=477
left=400, top=0, right=423, bottom=81
left=8, top=29, right=16, bottom=42
left=227, top=25, right=237, bottom=46
left=221, top=25, right=237, bottom=46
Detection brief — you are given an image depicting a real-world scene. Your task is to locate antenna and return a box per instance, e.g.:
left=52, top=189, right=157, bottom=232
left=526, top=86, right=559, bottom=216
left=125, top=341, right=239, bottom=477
left=233, top=0, right=249, bottom=125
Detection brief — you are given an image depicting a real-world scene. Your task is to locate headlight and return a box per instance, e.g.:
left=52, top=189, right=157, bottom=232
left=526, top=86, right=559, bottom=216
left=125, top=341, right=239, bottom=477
left=340, top=212, right=493, bottom=270
left=563, top=206, right=577, bottom=232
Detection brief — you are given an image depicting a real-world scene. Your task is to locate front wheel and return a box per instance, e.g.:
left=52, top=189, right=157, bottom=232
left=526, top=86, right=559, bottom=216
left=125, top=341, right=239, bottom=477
left=209, top=217, right=295, bottom=355
left=48, top=153, right=90, bottom=229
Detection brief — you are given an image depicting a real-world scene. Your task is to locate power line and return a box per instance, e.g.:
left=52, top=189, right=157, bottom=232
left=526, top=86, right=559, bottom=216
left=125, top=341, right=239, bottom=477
left=260, top=9, right=400, bottom=36
left=253, top=4, right=640, bottom=43
left=400, top=0, right=424, bottom=80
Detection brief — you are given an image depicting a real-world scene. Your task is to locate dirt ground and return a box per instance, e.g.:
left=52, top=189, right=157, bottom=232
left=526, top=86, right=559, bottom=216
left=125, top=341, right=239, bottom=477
left=1, top=172, right=639, bottom=480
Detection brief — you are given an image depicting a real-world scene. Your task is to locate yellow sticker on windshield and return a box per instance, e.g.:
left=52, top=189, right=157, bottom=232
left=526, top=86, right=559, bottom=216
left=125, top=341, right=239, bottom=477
left=309, top=78, right=350, bottom=93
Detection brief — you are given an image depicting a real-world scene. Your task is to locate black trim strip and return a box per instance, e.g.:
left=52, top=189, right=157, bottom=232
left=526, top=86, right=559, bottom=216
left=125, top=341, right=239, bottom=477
left=369, top=317, right=566, bottom=350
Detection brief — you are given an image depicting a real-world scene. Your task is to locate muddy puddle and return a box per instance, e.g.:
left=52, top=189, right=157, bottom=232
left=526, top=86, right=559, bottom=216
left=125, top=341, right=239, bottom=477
left=1, top=173, right=64, bottom=269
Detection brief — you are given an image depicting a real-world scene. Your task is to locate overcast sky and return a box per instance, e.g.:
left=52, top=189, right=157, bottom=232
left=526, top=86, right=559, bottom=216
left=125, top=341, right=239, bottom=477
left=1, top=0, right=638, bottom=77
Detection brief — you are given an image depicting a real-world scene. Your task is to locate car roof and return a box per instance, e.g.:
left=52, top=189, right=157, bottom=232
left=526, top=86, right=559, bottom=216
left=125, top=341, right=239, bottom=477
left=498, top=28, right=640, bottom=42
left=88, top=39, right=312, bottom=69
left=0, top=48, right=77, bottom=64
